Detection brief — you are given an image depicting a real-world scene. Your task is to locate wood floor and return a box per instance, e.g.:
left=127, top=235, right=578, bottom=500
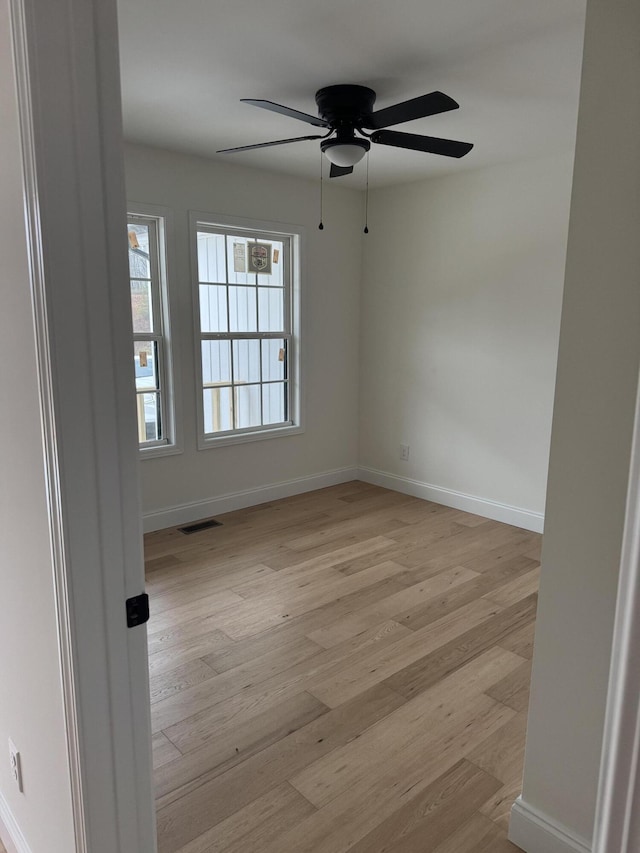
left=145, top=482, right=540, bottom=853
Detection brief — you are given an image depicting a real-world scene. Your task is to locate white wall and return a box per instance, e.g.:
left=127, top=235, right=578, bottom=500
left=513, top=0, right=640, bottom=848
left=0, top=1, right=75, bottom=849
left=127, top=145, right=577, bottom=532
left=359, top=154, right=575, bottom=528
left=124, top=143, right=363, bottom=528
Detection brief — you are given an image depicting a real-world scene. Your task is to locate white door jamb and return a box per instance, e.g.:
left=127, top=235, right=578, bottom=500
left=8, top=0, right=156, bottom=850
left=592, top=369, right=640, bottom=853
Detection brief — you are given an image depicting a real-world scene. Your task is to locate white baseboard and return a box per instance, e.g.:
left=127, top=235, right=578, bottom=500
left=0, top=791, right=31, bottom=853
left=509, top=797, right=591, bottom=853
left=143, top=464, right=545, bottom=534
left=357, top=467, right=544, bottom=533
left=142, top=466, right=359, bottom=532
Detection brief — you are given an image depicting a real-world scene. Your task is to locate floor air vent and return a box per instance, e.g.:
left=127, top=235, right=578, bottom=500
left=178, top=519, right=223, bottom=535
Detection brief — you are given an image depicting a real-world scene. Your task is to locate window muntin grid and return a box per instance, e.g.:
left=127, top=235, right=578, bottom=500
left=195, top=225, right=293, bottom=439
left=128, top=215, right=170, bottom=447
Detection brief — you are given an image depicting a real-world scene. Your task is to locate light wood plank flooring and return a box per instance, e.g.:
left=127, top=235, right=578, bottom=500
left=145, top=482, right=540, bottom=853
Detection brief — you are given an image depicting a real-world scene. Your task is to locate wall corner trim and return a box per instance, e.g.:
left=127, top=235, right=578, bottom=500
left=142, top=466, right=359, bottom=532
left=357, top=467, right=544, bottom=533
left=0, top=791, right=32, bottom=853
left=509, top=797, right=591, bottom=853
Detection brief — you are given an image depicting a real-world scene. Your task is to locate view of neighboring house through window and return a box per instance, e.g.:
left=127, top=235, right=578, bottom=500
left=127, top=214, right=172, bottom=449
left=193, top=219, right=299, bottom=444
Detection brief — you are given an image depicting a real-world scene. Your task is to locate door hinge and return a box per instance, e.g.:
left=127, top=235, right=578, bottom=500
left=126, top=593, right=150, bottom=628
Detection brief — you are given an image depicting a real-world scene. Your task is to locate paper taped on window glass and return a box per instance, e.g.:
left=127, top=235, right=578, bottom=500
left=233, top=241, right=246, bottom=273
left=247, top=242, right=272, bottom=275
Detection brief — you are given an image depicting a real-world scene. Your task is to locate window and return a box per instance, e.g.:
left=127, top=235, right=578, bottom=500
left=192, top=216, right=301, bottom=446
left=127, top=212, right=176, bottom=453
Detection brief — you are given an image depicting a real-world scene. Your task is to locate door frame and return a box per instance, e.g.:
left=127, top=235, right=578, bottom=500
left=8, top=0, right=156, bottom=850
left=592, top=368, right=640, bottom=853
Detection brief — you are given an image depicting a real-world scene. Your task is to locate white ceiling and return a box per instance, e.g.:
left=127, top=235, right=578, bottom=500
left=117, top=0, right=586, bottom=189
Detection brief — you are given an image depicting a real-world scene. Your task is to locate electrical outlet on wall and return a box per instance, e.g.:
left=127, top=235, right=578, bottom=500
left=400, top=444, right=410, bottom=461
left=9, top=739, right=23, bottom=793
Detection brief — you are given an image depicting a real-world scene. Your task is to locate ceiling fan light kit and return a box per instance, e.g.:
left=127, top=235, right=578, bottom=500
left=321, top=137, right=370, bottom=167
left=218, top=83, right=473, bottom=176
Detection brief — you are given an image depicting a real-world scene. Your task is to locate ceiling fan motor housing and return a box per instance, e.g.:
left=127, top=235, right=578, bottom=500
left=315, top=85, right=376, bottom=128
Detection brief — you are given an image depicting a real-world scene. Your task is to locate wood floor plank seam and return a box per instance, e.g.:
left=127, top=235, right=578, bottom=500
left=151, top=619, right=410, bottom=735
left=292, top=648, right=523, bottom=810
left=340, top=759, right=504, bottom=853
left=155, top=684, right=408, bottom=846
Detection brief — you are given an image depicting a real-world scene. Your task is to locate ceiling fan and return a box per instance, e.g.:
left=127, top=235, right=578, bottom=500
left=217, top=84, right=473, bottom=177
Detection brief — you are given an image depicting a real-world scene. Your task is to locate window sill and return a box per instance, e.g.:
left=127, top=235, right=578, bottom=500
left=198, top=423, right=304, bottom=450
left=139, top=442, right=183, bottom=460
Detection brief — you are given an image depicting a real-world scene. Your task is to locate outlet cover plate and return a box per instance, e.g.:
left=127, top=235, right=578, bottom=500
left=9, top=739, right=23, bottom=793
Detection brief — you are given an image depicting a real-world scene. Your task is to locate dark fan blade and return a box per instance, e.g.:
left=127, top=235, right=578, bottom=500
left=217, top=134, right=324, bottom=154
left=363, top=91, right=459, bottom=130
left=241, top=99, right=328, bottom=128
left=371, top=129, right=473, bottom=158
left=330, top=163, right=354, bottom=178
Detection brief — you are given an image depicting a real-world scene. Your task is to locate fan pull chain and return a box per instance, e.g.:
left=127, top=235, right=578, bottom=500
left=318, top=149, right=324, bottom=230
left=363, top=150, right=370, bottom=234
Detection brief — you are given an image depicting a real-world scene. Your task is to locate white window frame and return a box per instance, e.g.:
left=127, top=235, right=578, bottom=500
left=127, top=204, right=181, bottom=458
left=190, top=211, right=304, bottom=449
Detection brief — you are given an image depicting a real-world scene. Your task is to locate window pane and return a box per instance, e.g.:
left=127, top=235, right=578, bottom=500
left=229, top=286, right=257, bottom=332
left=134, top=341, right=158, bottom=391
left=128, top=223, right=150, bottom=278
left=202, top=340, right=231, bottom=385
left=130, top=280, right=154, bottom=333
left=262, top=382, right=286, bottom=425
left=136, top=392, right=161, bottom=442
left=233, top=339, right=261, bottom=384
left=204, top=386, right=233, bottom=433
left=235, top=384, right=261, bottom=430
left=200, top=284, right=228, bottom=333
left=257, top=240, right=284, bottom=287
left=262, top=339, right=286, bottom=381
left=258, top=287, right=284, bottom=332
left=197, top=231, right=226, bottom=283
left=227, top=235, right=256, bottom=285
